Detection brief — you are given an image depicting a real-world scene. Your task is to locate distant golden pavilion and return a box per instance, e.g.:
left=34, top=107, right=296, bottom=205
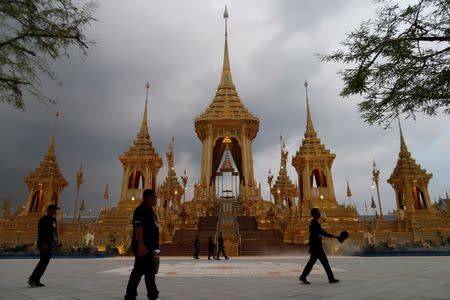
left=1, top=8, right=449, bottom=254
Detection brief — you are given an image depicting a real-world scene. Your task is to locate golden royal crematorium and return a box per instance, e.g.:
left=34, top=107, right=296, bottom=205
left=1, top=10, right=449, bottom=255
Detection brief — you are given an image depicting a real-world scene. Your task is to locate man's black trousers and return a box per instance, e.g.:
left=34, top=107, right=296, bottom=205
left=300, top=248, right=335, bottom=282
left=30, top=247, right=52, bottom=282
left=125, top=253, right=159, bottom=300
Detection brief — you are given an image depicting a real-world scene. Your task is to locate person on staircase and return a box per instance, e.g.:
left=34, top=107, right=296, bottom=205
left=193, top=235, right=200, bottom=259
left=216, top=232, right=229, bottom=260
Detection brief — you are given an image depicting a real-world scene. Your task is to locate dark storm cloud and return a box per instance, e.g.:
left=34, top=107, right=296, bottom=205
left=0, top=0, right=448, bottom=216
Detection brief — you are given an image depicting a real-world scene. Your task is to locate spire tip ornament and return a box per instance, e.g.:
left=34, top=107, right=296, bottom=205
left=223, top=5, right=229, bottom=19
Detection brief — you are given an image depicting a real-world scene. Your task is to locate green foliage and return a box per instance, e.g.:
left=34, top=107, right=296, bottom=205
left=0, top=0, right=97, bottom=109
left=319, top=0, right=450, bottom=127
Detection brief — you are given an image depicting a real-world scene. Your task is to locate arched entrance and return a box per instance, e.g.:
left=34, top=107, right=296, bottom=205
left=211, top=136, right=242, bottom=201
left=29, top=190, right=44, bottom=213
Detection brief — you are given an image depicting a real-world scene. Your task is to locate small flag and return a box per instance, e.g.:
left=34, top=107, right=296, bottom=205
left=79, top=199, right=85, bottom=212
left=104, top=184, right=109, bottom=200
left=346, top=180, right=352, bottom=197
left=371, top=195, right=376, bottom=209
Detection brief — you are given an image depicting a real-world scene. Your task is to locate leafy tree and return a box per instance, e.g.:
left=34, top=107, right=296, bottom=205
left=0, top=0, right=97, bottom=109
left=320, top=0, right=449, bottom=126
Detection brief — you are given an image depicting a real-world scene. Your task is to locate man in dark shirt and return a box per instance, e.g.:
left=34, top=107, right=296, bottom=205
left=207, top=236, right=216, bottom=260
left=299, top=208, right=340, bottom=284
left=193, top=235, right=200, bottom=259
left=216, top=232, right=229, bottom=260
left=125, top=189, right=160, bottom=300
left=28, top=204, right=59, bottom=287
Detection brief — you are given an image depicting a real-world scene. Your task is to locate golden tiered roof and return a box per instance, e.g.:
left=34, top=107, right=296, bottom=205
left=24, top=126, right=67, bottom=187
left=387, top=118, right=432, bottom=183
left=293, top=81, right=335, bottom=159
left=119, top=83, right=162, bottom=166
left=272, top=143, right=296, bottom=198
left=161, top=138, right=181, bottom=185
left=158, top=138, right=183, bottom=208
left=195, top=8, right=259, bottom=125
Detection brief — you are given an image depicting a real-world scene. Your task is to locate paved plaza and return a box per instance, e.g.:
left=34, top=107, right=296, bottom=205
left=0, top=256, right=449, bottom=299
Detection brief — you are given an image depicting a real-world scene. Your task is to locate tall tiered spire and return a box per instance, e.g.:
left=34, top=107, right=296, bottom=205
left=397, top=115, right=410, bottom=158
left=26, top=111, right=66, bottom=182
left=138, top=82, right=150, bottom=140
left=219, top=5, right=234, bottom=88
left=47, top=111, right=59, bottom=157
left=304, top=80, right=317, bottom=139
left=24, top=112, right=68, bottom=214
left=119, top=81, right=162, bottom=172
left=305, top=80, right=317, bottom=137
left=195, top=6, right=259, bottom=126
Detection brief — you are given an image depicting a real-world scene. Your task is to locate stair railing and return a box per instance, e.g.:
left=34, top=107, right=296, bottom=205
left=214, top=205, right=222, bottom=252
left=235, top=215, right=241, bottom=255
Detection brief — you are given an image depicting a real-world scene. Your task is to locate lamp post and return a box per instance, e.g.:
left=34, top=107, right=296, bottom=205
left=372, top=161, right=384, bottom=219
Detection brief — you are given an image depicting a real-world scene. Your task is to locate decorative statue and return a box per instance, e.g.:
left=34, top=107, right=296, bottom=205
left=83, top=231, right=95, bottom=246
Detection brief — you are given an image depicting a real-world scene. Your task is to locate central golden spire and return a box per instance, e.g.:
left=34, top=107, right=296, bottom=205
left=195, top=6, right=259, bottom=126
left=219, top=5, right=234, bottom=89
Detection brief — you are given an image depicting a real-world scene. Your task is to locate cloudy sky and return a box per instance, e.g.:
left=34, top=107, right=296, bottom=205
left=1, top=0, right=449, bottom=217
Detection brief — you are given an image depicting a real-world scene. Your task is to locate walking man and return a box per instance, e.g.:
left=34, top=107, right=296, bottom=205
left=124, top=189, right=160, bottom=300
left=28, top=204, right=59, bottom=287
left=299, top=208, right=339, bottom=284
left=207, top=236, right=216, bottom=260
left=193, top=235, right=200, bottom=259
left=216, top=232, right=229, bottom=260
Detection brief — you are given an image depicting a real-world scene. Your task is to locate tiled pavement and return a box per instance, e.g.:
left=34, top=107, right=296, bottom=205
left=0, top=256, right=449, bottom=299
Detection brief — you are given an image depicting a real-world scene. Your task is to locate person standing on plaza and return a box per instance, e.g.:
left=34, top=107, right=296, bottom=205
left=299, top=208, right=340, bottom=284
left=216, top=232, right=229, bottom=260
left=207, top=236, right=216, bottom=260
left=124, top=189, right=160, bottom=300
left=193, top=234, right=200, bottom=259
left=28, top=204, right=59, bottom=287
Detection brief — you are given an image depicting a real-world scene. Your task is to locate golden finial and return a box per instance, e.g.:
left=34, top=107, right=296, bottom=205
left=169, top=136, right=175, bottom=151
left=145, top=81, right=150, bottom=102
left=223, top=5, right=229, bottom=19
left=48, top=111, right=60, bottom=157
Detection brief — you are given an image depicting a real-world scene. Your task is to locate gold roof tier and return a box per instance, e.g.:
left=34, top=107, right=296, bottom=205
left=195, top=6, right=259, bottom=139
left=119, top=83, right=163, bottom=167
left=387, top=118, right=432, bottom=184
